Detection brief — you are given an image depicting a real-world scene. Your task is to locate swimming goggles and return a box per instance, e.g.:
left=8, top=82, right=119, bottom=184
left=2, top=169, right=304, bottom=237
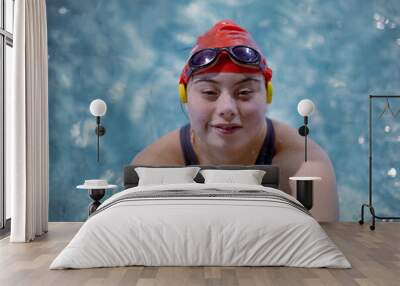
left=184, top=45, right=267, bottom=79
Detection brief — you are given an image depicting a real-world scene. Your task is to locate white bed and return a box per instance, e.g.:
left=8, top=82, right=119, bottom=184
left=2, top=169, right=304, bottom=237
left=50, top=182, right=351, bottom=269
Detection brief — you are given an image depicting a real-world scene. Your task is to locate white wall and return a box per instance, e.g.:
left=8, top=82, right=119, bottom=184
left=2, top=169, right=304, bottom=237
left=5, top=43, right=14, bottom=220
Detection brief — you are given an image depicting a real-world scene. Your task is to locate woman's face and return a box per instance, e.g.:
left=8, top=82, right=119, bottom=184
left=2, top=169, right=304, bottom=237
left=186, top=72, right=267, bottom=152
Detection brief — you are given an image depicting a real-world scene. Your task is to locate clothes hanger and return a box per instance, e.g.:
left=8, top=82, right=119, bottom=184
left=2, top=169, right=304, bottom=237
left=378, top=97, right=396, bottom=119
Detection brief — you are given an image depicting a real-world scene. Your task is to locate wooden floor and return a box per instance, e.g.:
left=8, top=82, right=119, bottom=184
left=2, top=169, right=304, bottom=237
left=0, top=222, right=399, bottom=286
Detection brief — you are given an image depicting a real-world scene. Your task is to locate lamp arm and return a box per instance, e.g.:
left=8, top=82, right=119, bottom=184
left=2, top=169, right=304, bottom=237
left=97, top=131, right=100, bottom=162
left=96, top=116, right=100, bottom=162
left=94, top=116, right=106, bottom=162
left=305, top=116, right=308, bottom=162
left=305, top=130, right=308, bottom=162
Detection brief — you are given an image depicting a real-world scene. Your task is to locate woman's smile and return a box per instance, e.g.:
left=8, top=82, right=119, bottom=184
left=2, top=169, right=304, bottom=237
left=210, top=123, right=243, bottom=135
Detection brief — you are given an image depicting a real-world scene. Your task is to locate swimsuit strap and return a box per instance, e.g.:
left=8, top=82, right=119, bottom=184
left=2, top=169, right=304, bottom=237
left=255, top=117, right=276, bottom=165
left=179, top=118, right=276, bottom=165
left=179, top=123, right=199, bottom=165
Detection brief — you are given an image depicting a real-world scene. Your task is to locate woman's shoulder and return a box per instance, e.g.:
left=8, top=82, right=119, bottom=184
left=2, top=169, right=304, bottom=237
left=270, top=118, right=321, bottom=154
left=131, top=128, right=185, bottom=166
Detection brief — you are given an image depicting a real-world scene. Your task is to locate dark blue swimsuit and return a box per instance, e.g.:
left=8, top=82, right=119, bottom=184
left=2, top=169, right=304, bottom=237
left=179, top=117, right=276, bottom=165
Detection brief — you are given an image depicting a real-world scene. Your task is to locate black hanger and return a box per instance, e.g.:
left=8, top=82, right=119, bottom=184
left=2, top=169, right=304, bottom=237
left=378, top=97, right=396, bottom=119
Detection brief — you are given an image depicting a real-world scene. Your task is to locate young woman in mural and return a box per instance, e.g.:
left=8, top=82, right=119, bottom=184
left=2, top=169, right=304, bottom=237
left=132, top=20, right=338, bottom=222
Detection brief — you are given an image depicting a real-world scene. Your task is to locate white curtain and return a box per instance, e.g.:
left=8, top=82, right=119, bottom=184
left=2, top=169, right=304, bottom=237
left=7, top=0, right=49, bottom=242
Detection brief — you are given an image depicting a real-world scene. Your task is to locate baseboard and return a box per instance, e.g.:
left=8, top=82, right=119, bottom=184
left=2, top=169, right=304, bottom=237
left=0, top=218, right=11, bottom=239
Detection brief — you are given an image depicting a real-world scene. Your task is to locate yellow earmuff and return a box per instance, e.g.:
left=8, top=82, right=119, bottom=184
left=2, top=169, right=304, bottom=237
left=178, top=83, right=188, bottom=103
left=266, top=81, right=273, bottom=104
left=178, top=81, right=273, bottom=104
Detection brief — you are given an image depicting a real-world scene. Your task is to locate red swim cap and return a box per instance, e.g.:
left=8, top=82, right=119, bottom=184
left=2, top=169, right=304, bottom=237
left=179, top=19, right=272, bottom=85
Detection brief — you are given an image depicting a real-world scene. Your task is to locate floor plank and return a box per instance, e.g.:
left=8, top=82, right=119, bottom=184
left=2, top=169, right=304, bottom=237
left=0, top=222, right=399, bottom=286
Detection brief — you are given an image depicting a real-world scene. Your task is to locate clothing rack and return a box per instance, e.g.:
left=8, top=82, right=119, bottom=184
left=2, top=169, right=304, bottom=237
left=359, top=95, right=400, bottom=230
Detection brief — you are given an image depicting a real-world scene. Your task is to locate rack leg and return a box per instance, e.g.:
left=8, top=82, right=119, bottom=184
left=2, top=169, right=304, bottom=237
left=369, top=206, right=376, bottom=231
left=359, top=204, right=366, bottom=225
left=359, top=204, right=380, bottom=230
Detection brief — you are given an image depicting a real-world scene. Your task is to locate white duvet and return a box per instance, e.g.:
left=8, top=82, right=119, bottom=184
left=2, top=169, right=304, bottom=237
left=50, top=183, right=351, bottom=269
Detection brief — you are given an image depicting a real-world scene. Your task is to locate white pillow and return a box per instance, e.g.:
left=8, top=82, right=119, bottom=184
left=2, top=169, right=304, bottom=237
left=135, top=167, right=201, bottom=186
left=200, top=169, right=266, bottom=185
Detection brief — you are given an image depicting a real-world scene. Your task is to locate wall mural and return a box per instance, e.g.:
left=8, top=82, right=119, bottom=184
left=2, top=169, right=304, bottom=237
left=47, top=0, right=400, bottom=221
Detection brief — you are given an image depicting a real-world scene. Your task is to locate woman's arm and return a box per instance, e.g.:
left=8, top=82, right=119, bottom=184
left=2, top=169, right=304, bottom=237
left=131, top=129, right=184, bottom=166
left=272, top=120, right=339, bottom=222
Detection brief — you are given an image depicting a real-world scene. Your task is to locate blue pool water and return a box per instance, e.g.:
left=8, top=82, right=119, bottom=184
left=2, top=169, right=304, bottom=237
left=47, top=0, right=400, bottom=221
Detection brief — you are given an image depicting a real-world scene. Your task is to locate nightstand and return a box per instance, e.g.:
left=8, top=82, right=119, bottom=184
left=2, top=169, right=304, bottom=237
left=289, top=177, right=321, bottom=210
left=77, top=180, right=118, bottom=215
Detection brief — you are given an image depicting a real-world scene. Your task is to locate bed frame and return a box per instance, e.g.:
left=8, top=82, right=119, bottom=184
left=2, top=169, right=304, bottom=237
left=123, top=165, right=280, bottom=189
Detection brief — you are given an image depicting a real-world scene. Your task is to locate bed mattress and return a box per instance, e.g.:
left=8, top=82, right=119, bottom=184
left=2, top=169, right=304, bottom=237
left=50, top=183, right=351, bottom=269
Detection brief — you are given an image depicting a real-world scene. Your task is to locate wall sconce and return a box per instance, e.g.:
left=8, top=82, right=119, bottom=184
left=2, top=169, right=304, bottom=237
left=297, top=99, right=315, bottom=162
left=89, top=99, right=107, bottom=162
